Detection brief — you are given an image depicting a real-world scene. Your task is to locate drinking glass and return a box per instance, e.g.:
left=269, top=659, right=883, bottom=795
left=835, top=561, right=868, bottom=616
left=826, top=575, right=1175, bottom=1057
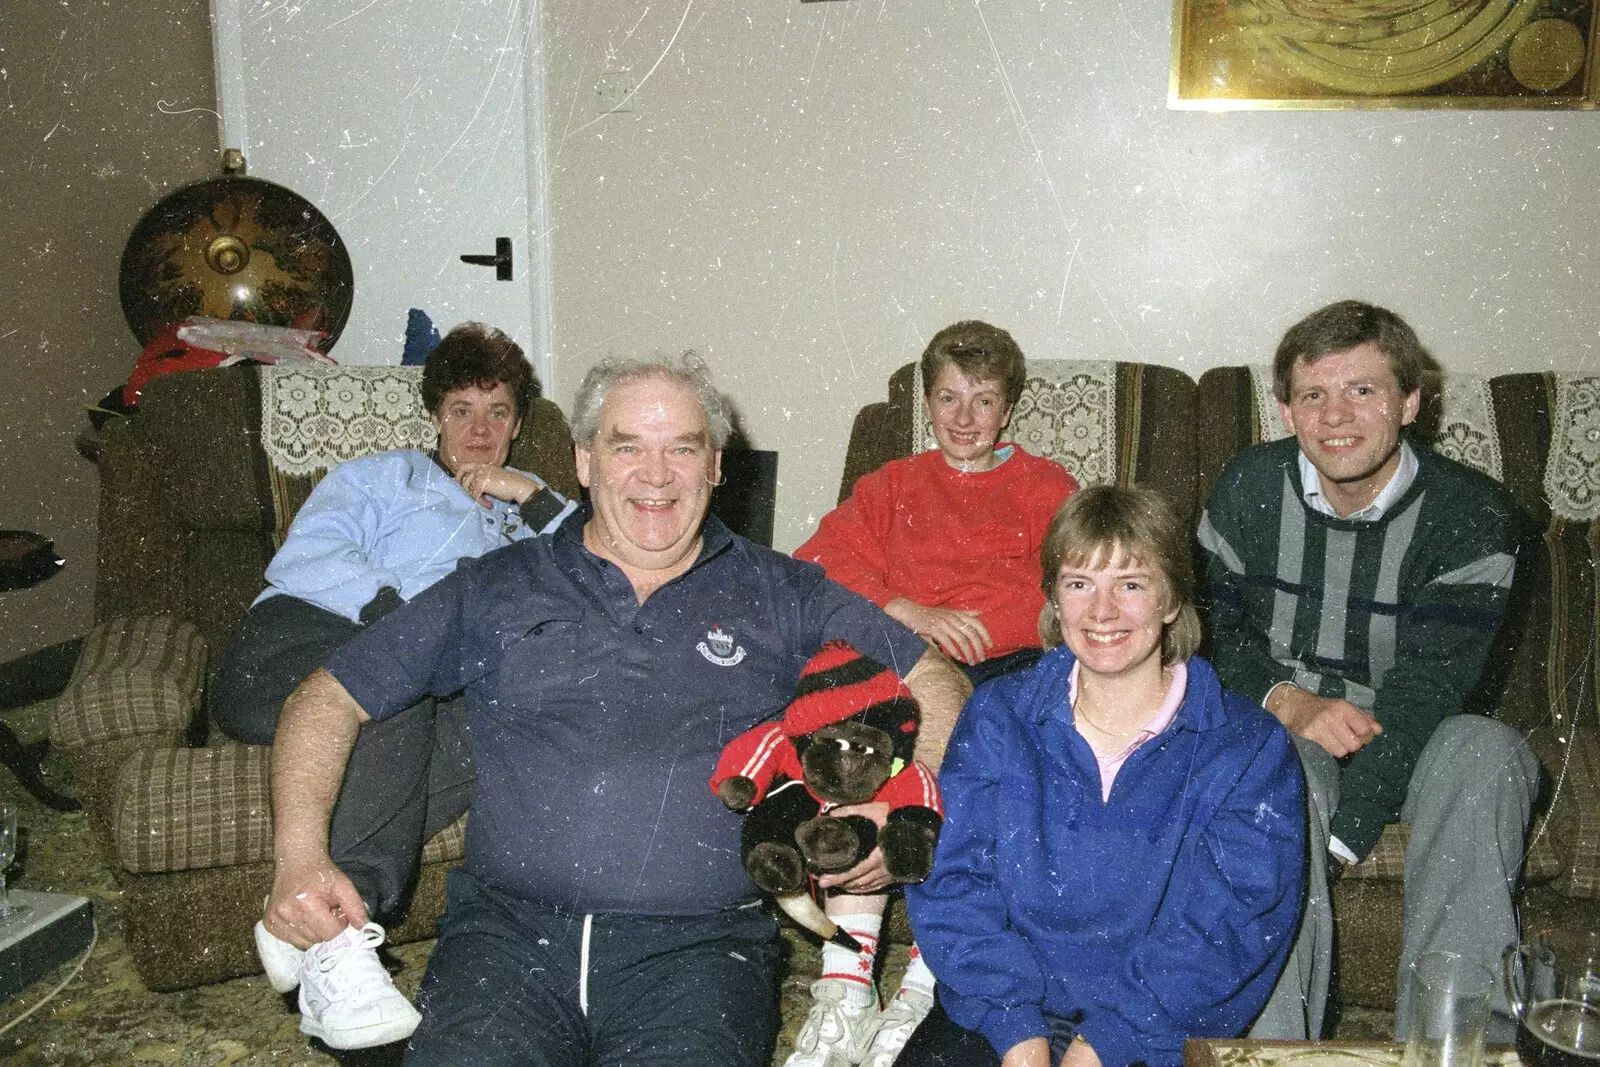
left=1505, top=928, right=1600, bottom=1067
left=1405, top=950, right=1494, bottom=1067
left=0, top=802, right=18, bottom=919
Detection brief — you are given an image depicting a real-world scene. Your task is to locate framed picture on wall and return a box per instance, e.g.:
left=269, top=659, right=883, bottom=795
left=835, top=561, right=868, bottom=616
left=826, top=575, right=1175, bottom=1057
left=1169, top=0, right=1600, bottom=109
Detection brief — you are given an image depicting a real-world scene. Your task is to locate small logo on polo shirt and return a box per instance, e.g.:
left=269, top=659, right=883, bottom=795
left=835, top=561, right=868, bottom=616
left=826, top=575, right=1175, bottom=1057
left=697, top=625, right=746, bottom=667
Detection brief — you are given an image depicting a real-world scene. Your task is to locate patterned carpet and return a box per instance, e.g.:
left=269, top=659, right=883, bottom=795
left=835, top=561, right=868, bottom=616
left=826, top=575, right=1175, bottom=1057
left=0, top=699, right=1387, bottom=1065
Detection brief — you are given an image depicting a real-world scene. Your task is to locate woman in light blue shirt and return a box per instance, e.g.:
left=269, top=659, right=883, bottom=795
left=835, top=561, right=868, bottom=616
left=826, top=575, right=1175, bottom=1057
left=212, top=325, right=572, bottom=1014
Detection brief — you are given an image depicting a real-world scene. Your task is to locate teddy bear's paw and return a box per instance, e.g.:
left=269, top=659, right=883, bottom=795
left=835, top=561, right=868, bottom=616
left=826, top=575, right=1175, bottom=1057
left=796, top=815, right=873, bottom=874
left=747, top=842, right=808, bottom=894
left=881, top=820, right=938, bottom=883
left=717, top=776, right=758, bottom=811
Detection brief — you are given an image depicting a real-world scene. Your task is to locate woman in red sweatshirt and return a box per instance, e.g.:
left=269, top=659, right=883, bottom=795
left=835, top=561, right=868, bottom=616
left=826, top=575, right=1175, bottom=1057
left=797, top=320, right=1078, bottom=687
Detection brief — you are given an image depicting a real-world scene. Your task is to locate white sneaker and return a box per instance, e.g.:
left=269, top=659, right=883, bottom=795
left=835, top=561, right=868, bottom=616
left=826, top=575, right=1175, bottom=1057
left=862, top=987, right=934, bottom=1067
left=254, top=920, right=305, bottom=994
left=296, top=923, right=421, bottom=1050
left=785, top=978, right=880, bottom=1067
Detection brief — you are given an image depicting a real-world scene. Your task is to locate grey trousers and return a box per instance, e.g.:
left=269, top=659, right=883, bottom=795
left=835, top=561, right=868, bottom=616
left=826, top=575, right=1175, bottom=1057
left=212, top=595, right=476, bottom=920
left=1250, top=734, right=1337, bottom=1041
left=1262, top=716, right=1539, bottom=1043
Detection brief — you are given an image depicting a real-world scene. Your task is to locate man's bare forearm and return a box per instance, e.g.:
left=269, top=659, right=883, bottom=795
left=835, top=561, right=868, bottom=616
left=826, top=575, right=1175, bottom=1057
left=271, top=668, right=368, bottom=863
left=905, top=648, right=971, bottom=773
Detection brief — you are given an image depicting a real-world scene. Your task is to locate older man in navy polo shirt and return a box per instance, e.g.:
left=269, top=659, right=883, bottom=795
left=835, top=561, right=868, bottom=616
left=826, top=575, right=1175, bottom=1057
left=262, top=353, right=970, bottom=1066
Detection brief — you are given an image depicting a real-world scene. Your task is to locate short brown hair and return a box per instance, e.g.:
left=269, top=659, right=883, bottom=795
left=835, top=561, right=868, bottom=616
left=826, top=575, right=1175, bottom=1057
left=421, top=322, right=537, bottom=423
left=919, top=320, right=1028, bottom=410
left=1272, top=300, right=1437, bottom=404
left=1037, top=485, right=1202, bottom=665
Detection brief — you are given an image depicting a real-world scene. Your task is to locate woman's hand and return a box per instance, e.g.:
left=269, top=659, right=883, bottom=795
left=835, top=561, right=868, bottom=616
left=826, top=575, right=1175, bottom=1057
left=1001, top=1037, right=1053, bottom=1067
left=885, top=599, right=992, bottom=665
left=454, top=463, right=537, bottom=506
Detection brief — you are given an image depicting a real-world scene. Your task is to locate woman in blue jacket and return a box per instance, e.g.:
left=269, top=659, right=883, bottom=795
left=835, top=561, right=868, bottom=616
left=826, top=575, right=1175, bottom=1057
left=901, top=485, right=1306, bottom=1067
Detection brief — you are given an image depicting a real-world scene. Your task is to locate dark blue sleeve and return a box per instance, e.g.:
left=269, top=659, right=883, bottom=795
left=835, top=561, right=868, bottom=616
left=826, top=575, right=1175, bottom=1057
left=324, top=563, right=476, bottom=720
left=788, top=558, right=926, bottom=678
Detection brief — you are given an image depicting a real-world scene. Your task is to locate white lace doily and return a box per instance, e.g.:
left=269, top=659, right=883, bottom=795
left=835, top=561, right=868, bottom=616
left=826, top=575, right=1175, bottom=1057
left=1433, top=375, right=1503, bottom=482
left=1544, top=374, right=1600, bottom=523
left=913, top=361, right=1118, bottom=487
left=1249, top=365, right=1291, bottom=443
left=1249, top=365, right=1504, bottom=481
left=259, top=365, right=437, bottom=477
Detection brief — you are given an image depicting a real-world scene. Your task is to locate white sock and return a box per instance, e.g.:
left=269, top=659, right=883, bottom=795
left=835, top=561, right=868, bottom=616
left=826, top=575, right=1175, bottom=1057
left=895, top=944, right=935, bottom=1000
left=820, top=912, right=882, bottom=1008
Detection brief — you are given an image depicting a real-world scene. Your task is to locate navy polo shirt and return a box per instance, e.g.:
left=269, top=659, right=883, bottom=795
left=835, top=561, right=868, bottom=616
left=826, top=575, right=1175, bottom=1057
left=326, top=511, right=927, bottom=916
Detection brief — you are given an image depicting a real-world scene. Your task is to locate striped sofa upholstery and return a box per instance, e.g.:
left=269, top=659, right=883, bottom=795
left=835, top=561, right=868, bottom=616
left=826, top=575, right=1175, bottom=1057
left=48, top=364, right=579, bottom=991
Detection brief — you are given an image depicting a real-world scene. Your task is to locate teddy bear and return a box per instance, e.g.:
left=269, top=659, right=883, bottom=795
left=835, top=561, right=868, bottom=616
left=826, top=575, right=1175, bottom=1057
left=709, top=640, right=943, bottom=943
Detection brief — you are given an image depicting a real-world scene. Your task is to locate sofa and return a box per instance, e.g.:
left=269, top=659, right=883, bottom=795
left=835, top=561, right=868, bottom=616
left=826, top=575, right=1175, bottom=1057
left=839, top=359, right=1600, bottom=1011
left=51, top=355, right=1600, bottom=1017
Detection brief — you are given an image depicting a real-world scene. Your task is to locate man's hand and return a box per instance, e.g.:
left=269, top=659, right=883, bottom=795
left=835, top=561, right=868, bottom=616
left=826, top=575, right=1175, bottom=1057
left=267, top=669, right=369, bottom=946
left=264, top=853, right=368, bottom=948
left=454, top=463, right=538, bottom=506
left=885, top=598, right=992, bottom=665
left=1001, top=1037, right=1053, bottom=1067
left=1266, top=684, right=1382, bottom=758
left=816, top=801, right=891, bottom=894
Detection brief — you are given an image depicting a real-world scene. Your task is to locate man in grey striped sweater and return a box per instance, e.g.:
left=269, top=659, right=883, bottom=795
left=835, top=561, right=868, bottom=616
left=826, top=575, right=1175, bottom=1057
left=1199, top=300, right=1539, bottom=1043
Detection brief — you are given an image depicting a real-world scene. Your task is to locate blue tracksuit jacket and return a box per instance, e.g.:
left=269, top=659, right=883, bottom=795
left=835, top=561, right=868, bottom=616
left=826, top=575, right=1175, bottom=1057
left=906, top=647, right=1305, bottom=1067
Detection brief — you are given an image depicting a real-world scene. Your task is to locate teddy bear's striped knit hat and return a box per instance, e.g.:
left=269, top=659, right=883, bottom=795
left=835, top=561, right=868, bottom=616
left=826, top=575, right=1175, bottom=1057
left=782, top=640, right=917, bottom=746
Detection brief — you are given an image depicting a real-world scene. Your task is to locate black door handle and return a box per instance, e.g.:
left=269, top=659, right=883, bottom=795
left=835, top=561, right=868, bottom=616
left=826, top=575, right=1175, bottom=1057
left=461, top=237, right=513, bottom=281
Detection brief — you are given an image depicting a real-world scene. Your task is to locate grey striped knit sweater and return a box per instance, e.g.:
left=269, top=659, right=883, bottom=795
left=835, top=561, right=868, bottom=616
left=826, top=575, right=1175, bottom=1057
left=1199, top=436, right=1519, bottom=859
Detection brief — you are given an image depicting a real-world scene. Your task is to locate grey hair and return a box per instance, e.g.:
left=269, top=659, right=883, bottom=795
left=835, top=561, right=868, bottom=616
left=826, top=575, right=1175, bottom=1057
left=569, top=351, right=734, bottom=449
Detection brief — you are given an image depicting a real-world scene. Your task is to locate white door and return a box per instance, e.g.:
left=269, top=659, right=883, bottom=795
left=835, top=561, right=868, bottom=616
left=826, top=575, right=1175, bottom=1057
left=210, top=0, right=551, bottom=382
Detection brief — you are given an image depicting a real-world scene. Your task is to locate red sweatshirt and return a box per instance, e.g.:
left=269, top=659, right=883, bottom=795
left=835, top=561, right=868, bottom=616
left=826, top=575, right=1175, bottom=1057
left=796, top=447, right=1077, bottom=660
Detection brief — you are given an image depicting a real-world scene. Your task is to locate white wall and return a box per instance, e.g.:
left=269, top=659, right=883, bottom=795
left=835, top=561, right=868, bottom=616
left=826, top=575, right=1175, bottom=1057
left=542, top=1, right=1600, bottom=552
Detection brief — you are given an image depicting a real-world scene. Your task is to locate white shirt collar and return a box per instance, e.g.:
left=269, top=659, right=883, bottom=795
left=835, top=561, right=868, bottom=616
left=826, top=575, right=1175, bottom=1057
left=1298, top=439, right=1418, bottom=522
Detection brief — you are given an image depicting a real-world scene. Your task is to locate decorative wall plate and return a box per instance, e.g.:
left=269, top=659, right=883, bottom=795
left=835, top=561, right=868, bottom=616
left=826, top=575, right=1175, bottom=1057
left=119, top=176, right=354, bottom=350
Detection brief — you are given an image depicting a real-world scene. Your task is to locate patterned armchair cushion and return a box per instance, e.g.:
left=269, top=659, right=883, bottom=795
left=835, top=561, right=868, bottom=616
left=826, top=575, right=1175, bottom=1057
left=112, top=742, right=469, bottom=875
left=1343, top=816, right=1562, bottom=885
left=1528, top=374, right=1600, bottom=897
left=114, top=743, right=273, bottom=873
left=50, top=615, right=207, bottom=750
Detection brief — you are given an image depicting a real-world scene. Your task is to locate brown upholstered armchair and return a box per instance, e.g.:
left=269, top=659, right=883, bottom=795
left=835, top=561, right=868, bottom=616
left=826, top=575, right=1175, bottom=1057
left=48, top=363, right=579, bottom=991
